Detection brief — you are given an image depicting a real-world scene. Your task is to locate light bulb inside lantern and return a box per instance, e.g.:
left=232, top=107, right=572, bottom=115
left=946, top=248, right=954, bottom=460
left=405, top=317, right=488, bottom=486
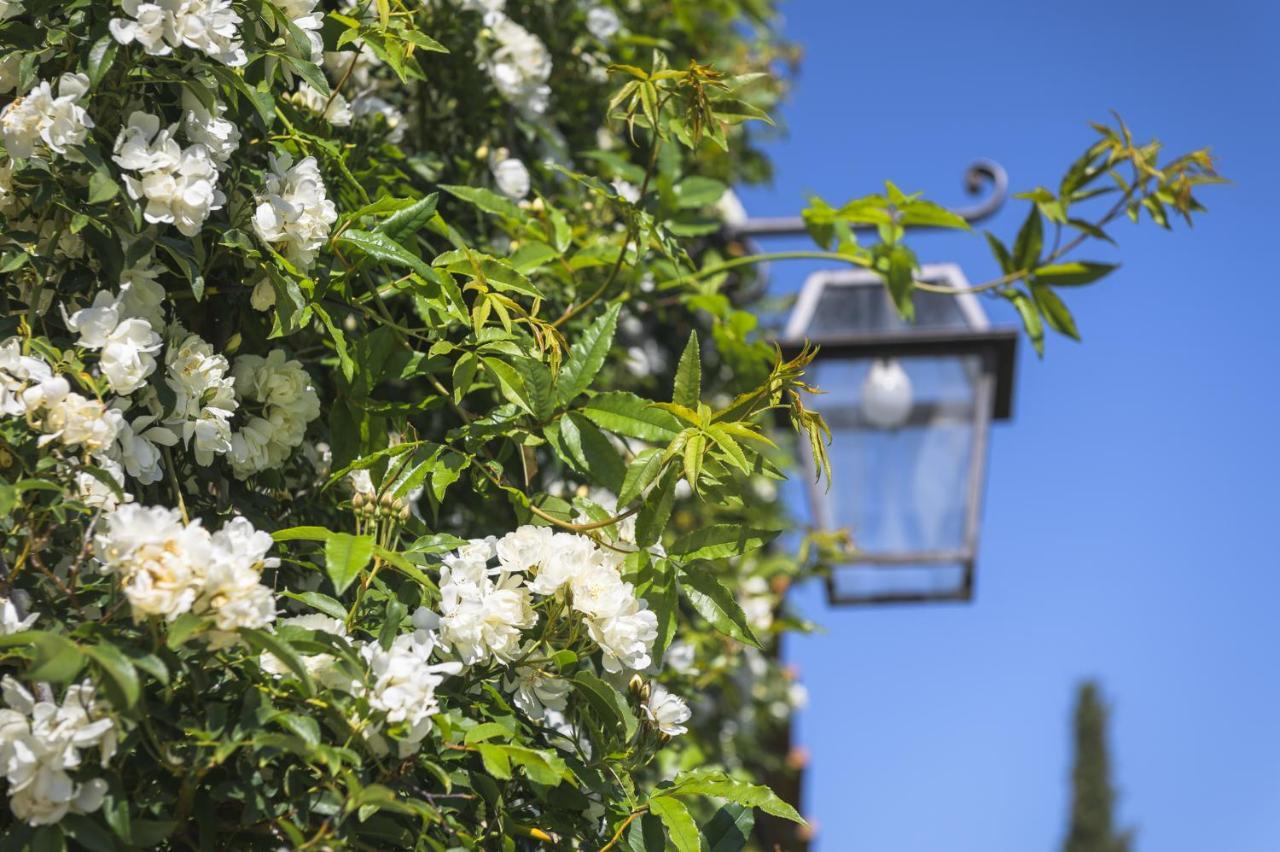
left=860, top=358, right=913, bottom=429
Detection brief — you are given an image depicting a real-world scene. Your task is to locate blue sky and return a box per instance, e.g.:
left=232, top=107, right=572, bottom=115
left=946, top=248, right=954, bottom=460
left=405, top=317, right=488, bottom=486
left=733, top=1, right=1280, bottom=850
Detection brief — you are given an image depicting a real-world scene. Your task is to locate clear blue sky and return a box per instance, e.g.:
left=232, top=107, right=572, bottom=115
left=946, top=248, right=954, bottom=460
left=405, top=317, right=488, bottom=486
left=734, top=1, right=1280, bottom=850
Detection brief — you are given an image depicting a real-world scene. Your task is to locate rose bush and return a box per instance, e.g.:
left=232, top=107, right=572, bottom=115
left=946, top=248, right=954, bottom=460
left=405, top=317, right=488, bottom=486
left=0, top=0, right=1218, bottom=848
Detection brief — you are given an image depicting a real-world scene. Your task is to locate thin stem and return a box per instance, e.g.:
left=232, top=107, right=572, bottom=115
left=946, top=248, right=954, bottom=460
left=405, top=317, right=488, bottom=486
left=161, top=446, right=189, bottom=524
left=553, top=101, right=667, bottom=329
left=601, top=808, right=648, bottom=852
left=655, top=250, right=867, bottom=292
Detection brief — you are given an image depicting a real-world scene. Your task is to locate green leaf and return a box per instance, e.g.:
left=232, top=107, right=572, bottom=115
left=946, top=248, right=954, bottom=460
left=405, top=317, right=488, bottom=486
left=672, top=332, right=700, bottom=408
left=239, top=629, right=315, bottom=695
left=984, top=231, right=1014, bottom=275
left=87, top=170, right=118, bottom=204
left=271, top=525, right=333, bottom=543
left=635, top=466, right=678, bottom=548
left=482, top=357, right=535, bottom=415
left=1012, top=206, right=1044, bottom=271
left=626, top=814, right=667, bottom=852
left=556, top=304, right=620, bottom=404
left=666, top=769, right=805, bottom=823
left=582, top=392, right=682, bottom=442
left=703, top=803, right=755, bottom=852
left=60, top=814, right=114, bottom=852
left=324, top=532, right=375, bottom=595
left=0, top=632, right=86, bottom=683
left=648, top=797, right=699, bottom=852
left=1006, top=289, right=1044, bottom=357
left=86, top=36, right=118, bottom=88
left=281, top=591, right=348, bottom=621
left=1032, top=261, right=1118, bottom=286
left=562, top=413, right=625, bottom=492
left=376, top=193, right=438, bottom=244
left=678, top=564, right=761, bottom=647
left=439, top=184, right=526, bottom=220
left=898, top=198, right=970, bottom=230
left=509, top=240, right=559, bottom=274
left=673, top=177, right=727, bottom=209
left=84, top=643, right=140, bottom=710
left=165, top=613, right=210, bottom=649
left=336, top=229, right=435, bottom=279
left=572, top=671, right=638, bottom=742
left=1030, top=283, right=1080, bottom=340
left=871, top=242, right=917, bottom=320
left=617, top=448, right=665, bottom=506
left=669, top=525, right=777, bottom=560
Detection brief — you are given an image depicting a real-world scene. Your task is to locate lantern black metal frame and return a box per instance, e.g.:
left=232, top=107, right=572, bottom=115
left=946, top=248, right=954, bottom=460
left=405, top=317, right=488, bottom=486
left=777, top=264, right=1018, bottom=606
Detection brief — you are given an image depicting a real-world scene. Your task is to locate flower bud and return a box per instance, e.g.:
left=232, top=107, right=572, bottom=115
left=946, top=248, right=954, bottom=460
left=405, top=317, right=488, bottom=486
left=398, top=504, right=411, bottom=522
left=352, top=492, right=366, bottom=510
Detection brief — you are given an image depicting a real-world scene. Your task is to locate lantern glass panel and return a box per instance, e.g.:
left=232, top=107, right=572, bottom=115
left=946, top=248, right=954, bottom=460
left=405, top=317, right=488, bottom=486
left=804, top=283, right=979, bottom=336
left=807, top=353, right=982, bottom=559
left=829, top=562, right=968, bottom=602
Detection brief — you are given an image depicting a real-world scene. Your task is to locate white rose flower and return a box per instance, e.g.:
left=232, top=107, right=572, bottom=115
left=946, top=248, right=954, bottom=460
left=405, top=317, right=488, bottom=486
left=99, top=317, right=162, bottom=395
left=291, top=83, right=353, bottom=126
left=0, top=73, right=93, bottom=159
left=567, top=558, right=634, bottom=621
left=587, top=599, right=658, bottom=673
left=182, top=91, right=240, bottom=164
left=612, top=178, right=640, bottom=204
left=438, top=566, right=535, bottom=665
left=114, top=111, right=225, bottom=237
left=76, top=457, right=131, bottom=510
left=164, top=332, right=238, bottom=464
left=0, top=596, right=36, bottom=635
left=118, top=256, right=168, bottom=328
left=108, top=0, right=173, bottom=56
left=63, top=291, right=121, bottom=350
left=95, top=504, right=209, bottom=622
left=525, top=531, right=597, bottom=595
left=358, top=612, right=461, bottom=757
left=0, top=339, right=54, bottom=417
left=643, top=684, right=691, bottom=736
left=111, top=411, right=177, bottom=485
left=38, top=393, right=123, bottom=456
left=504, top=665, right=570, bottom=722
left=252, top=154, right=337, bottom=268
left=350, top=95, right=405, bottom=143
left=228, top=350, right=321, bottom=477
left=0, top=677, right=114, bottom=826
left=112, top=0, right=246, bottom=66
left=492, top=157, right=531, bottom=199
left=484, top=14, right=552, bottom=117
left=261, top=614, right=347, bottom=684
left=585, top=6, right=621, bottom=41
left=276, top=0, right=324, bottom=58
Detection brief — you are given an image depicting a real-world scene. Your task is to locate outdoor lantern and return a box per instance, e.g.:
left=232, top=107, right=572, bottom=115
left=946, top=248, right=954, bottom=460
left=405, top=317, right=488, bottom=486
left=780, top=264, right=1018, bottom=605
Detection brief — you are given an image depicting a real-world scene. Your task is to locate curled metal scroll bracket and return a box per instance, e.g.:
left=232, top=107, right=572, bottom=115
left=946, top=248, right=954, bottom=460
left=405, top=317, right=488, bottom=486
left=724, top=159, right=1010, bottom=240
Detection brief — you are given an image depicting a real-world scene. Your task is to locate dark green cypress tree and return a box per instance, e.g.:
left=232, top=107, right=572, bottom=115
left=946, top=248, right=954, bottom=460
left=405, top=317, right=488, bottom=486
left=1062, top=682, right=1133, bottom=852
